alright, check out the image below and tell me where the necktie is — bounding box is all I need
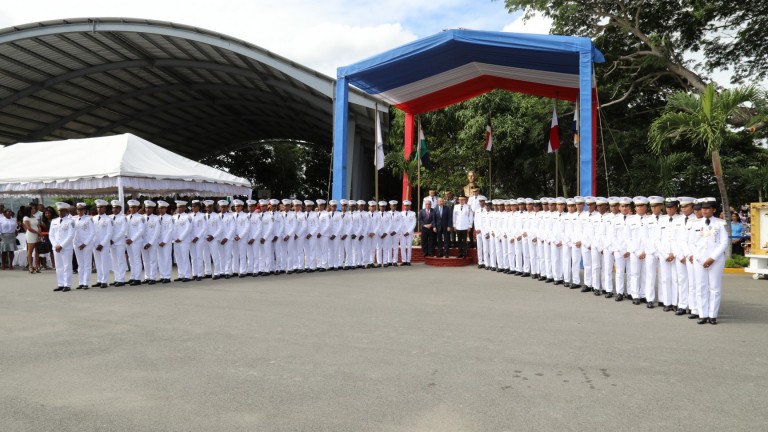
[656,215,659,221]
[461,205,464,212]
[685,215,689,224]
[669,216,673,223]
[706,218,711,226]
[623,215,626,221]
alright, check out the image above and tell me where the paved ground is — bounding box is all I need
[1,265,767,432]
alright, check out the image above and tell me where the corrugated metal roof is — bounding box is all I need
[0,17,386,158]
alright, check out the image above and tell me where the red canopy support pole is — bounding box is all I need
[402,112,415,202]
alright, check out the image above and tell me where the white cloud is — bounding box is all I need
[502,12,553,35]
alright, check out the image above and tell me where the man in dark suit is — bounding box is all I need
[419,199,435,256]
[433,198,453,258]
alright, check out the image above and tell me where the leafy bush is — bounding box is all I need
[725,254,750,268]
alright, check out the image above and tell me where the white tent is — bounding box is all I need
[0,133,251,200]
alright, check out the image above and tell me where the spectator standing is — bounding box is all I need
[433,197,453,258]
[419,198,435,257]
[1,209,17,269]
[730,212,745,256]
[23,207,43,273]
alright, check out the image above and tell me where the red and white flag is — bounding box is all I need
[547,105,560,153]
[485,124,493,153]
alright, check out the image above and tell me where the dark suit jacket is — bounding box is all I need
[433,205,453,231]
[419,208,435,228]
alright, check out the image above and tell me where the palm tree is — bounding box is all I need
[648,83,761,257]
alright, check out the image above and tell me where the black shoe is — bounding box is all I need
[182,278,190,282]
[675,308,686,316]
[646,302,655,309]
[319,268,327,272]
[224,275,231,279]
[76,286,83,290]
[478,264,485,269]
[640,297,647,304]
[114,282,125,287]
[709,318,718,325]
[83,285,90,290]
[564,282,571,288]
[688,313,699,319]
[160,279,170,284]
[615,294,624,302]
[204,275,212,279]
[109,282,117,286]
[605,292,614,298]
[91,283,101,288]
[239,274,247,278]
[195,276,202,281]
[633,299,641,305]
[100,283,108,288]
[580,286,591,293]
[173,278,182,282]
[128,281,140,286]
[553,280,564,286]
[62,287,71,292]
[663,306,673,312]
[148,280,156,285]
[53,287,63,292]
[570,284,580,290]
[143,279,150,284]
[212,275,221,280]
[697,318,710,325]
[545,278,554,284]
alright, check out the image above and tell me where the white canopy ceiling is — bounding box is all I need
[0,133,251,197]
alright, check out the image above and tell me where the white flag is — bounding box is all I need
[375,111,385,171]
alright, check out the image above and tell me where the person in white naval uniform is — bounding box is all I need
[684,199,705,319]
[125,200,146,286]
[172,201,193,283]
[245,200,262,277]
[674,197,697,316]
[365,201,379,268]
[550,198,566,285]
[259,199,278,275]
[388,200,401,266]
[608,197,632,300]
[628,197,650,304]
[562,198,578,288]
[328,200,342,270]
[377,200,393,266]
[50,202,75,292]
[304,201,318,272]
[643,196,664,308]
[319,200,332,270]
[72,202,95,290]
[219,200,236,278]
[353,200,367,268]
[292,200,307,273]
[141,200,160,285]
[203,200,223,279]
[338,200,353,270]
[231,199,250,277]
[474,197,488,268]
[91,200,112,288]
[658,197,682,311]
[453,196,473,258]
[568,196,585,288]
[155,201,174,284]
[188,201,206,281]
[400,200,417,265]
[690,197,728,325]
[280,199,297,274]
[109,200,128,286]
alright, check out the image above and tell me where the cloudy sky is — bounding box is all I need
[0,0,552,77]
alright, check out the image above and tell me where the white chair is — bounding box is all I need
[12,233,27,268]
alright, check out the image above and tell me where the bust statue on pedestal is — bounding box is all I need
[463,170,479,198]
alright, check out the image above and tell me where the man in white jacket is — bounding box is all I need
[50,202,75,292]
[110,200,128,287]
[141,200,160,285]
[91,199,112,288]
[156,201,174,284]
[72,202,95,290]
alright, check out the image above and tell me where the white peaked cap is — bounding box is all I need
[175,200,187,206]
[316,199,326,205]
[403,200,412,205]
[218,200,230,206]
[378,201,387,206]
[304,200,315,206]
[281,199,292,205]
[258,199,268,205]
[127,200,140,207]
[144,200,156,207]
[328,200,338,206]
[55,202,70,210]
[246,199,257,205]
[231,199,244,206]
[389,200,398,205]
[357,200,366,205]
[157,200,170,208]
[94,199,108,207]
[269,199,280,205]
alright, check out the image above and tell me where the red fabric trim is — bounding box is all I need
[402,113,415,202]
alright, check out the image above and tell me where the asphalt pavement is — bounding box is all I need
[1,265,767,432]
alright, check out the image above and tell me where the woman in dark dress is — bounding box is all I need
[38,207,54,269]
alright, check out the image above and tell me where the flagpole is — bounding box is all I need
[374,104,379,202]
[417,116,421,216]
[555,99,559,196]
[487,102,492,200]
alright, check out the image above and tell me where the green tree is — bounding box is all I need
[648,83,761,256]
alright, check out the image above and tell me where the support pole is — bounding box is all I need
[579,48,595,197]
[331,77,349,201]
[374,103,379,202]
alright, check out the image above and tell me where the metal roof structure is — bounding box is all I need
[0,18,386,159]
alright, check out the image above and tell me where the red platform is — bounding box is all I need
[413,247,477,267]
